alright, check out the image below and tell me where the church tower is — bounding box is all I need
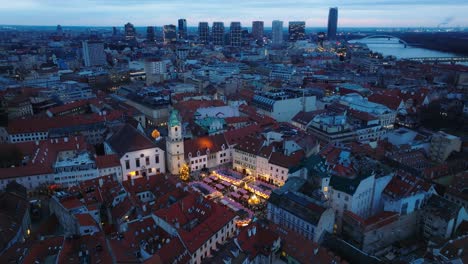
[166,110,185,175]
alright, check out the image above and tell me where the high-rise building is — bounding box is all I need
[56,25,63,37]
[328,7,338,40]
[252,21,264,40]
[163,24,177,44]
[112,26,118,36]
[146,26,155,42]
[145,58,167,85]
[288,21,306,41]
[82,41,106,67]
[124,22,136,41]
[178,18,187,40]
[212,22,225,46]
[198,22,209,44]
[230,22,242,47]
[272,20,284,47]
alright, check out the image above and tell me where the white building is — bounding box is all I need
[166,110,185,175]
[82,41,106,67]
[105,124,165,181]
[383,173,436,215]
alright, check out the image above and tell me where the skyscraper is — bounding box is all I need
[178,18,187,40]
[230,22,242,47]
[212,22,225,46]
[288,21,306,41]
[147,26,155,42]
[328,7,338,40]
[56,25,63,37]
[198,22,209,44]
[124,22,136,41]
[112,26,118,36]
[82,41,106,67]
[252,21,264,40]
[163,25,177,44]
[272,20,284,47]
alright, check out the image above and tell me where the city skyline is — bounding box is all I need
[0,0,467,27]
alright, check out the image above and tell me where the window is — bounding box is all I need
[401,202,408,215]
[155,155,160,164]
[145,156,150,166]
[175,127,178,132]
[135,158,140,167]
[125,160,130,170]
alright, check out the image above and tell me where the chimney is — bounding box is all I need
[35,140,39,146]
[76,143,80,149]
[252,226,256,235]
[314,248,319,255]
[64,137,68,142]
[248,229,252,237]
[98,178,103,188]
[131,177,135,186]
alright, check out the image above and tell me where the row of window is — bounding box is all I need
[125,155,160,170]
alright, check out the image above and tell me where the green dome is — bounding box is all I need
[169,110,181,127]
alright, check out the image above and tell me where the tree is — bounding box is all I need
[179,164,190,182]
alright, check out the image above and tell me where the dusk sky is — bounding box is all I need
[0,0,467,28]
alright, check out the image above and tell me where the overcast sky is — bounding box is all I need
[0,0,467,27]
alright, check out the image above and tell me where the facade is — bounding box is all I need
[252,21,264,40]
[422,195,467,240]
[327,7,338,40]
[288,21,306,41]
[144,58,167,85]
[166,110,185,175]
[272,20,284,47]
[105,124,165,181]
[163,24,177,44]
[212,22,225,46]
[178,18,187,40]
[198,22,209,44]
[383,173,435,215]
[268,179,335,242]
[82,41,106,67]
[342,211,419,255]
[146,26,155,42]
[429,131,462,162]
[252,89,317,122]
[230,22,242,47]
[124,22,136,41]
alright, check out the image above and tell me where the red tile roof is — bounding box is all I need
[224,124,262,146]
[384,172,433,200]
[96,154,120,168]
[154,192,236,254]
[184,134,228,159]
[58,232,113,264]
[7,110,123,134]
[0,136,89,179]
[46,99,90,115]
[237,223,280,260]
[75,213,98,227]
[269,150,305,169]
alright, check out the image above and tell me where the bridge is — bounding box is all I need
[359,35,409,48]
[404,57,468,63]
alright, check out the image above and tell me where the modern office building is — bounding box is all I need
[178,18,187,40]
[272,20,284,47]
[288,21,306,41]
[124,22,136,41]
[230,22,242,47]
[146,26,155,42]
[81,41,106,67]
[328,7,338,40]
[163,24,177,44]
[198,22,209,44]
[252,21,264,40]
[212,22,225,46]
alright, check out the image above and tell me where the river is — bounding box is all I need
[348,37,460,59]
